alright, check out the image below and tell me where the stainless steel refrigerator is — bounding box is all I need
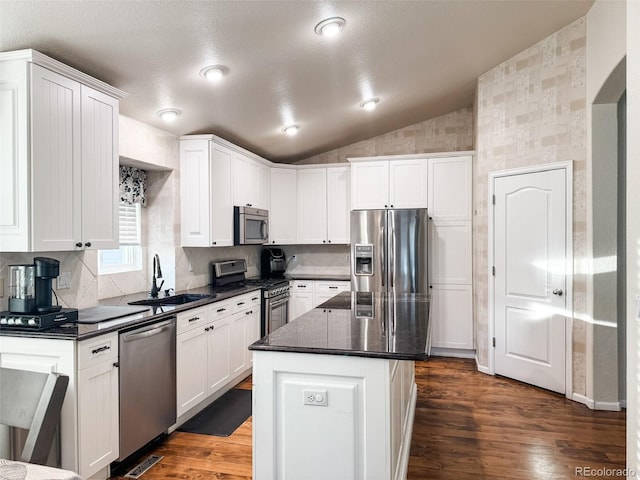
[350,209,429,293]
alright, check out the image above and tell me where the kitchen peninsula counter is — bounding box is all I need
[251,291,430,480]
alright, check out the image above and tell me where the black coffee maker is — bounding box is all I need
[261,248,286,278]
[8,257,62,314]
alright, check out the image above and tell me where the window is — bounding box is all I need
[98,202,143,275]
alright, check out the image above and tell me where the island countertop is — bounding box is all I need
[249,291,431,360]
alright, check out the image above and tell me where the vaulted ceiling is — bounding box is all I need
[0,0,594,162]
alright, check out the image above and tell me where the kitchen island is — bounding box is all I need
[250,291,430,480]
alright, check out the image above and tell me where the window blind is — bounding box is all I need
[119,202,141,245]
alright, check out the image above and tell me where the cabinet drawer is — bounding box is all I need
[210,299,233,321]
[77,333,118,370]
[230,292,261,313]
[291,280,313,292]
[315,281,350,293]
[177,306,210,335]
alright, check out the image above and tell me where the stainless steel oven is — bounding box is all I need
[234,206,268,245]
[264,282,290,335]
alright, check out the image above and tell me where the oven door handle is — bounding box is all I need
[269,296,289,308]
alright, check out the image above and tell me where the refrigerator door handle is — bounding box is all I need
[389,218,395,288]
[381,226,386,287]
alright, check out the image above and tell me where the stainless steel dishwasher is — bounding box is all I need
[118,317,176,461]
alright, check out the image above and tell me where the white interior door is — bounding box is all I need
[493,168,567,394]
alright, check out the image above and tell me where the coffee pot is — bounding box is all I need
[8,257,62,314]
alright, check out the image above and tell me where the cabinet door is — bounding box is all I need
[229,310,247,375]
[233,153,260,208]
[351,161,389,210]
[258,163,271,210]
[326,309,351,349]
[269,168,297,244]
[297,168,327,244]
[31,64,82,251]
[207,317,231,394]
[0,60,29,251]
[80,85,119,249]
[176,326,208,417]
[244,307,261,366]
[77,360,119,476]
[326,166,350,244]
[429,284,473,349]
[291,292,315,321]
[210,142,234,246]
[388,159,428,208]
[180,139,211,247]
[428,156,472,220]
[429,221,472,284]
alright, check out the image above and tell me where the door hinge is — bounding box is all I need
[492,194,496,205]
[492,266,495,276]
[492,337,496,347]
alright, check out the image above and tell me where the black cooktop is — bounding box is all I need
[245,277,288,289]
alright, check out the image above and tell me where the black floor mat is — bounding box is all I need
[177,389,252,437]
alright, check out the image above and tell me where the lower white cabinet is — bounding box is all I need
[77,333,119,477]
[429,284,473,350]
[176,292,260,419]
[289,280,349,321]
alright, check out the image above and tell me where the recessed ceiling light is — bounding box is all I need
[314,17,346,37]
[283,125,300,136]
[199,65,228,82]
[360,98,380,111]
[157,108,181,122]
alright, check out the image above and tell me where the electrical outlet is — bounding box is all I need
[303,389,328,406]
[57,271,71,290]
[0,277,4,297]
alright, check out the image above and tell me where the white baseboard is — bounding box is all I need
[475,355,492,375]
[572,393,622,411]
[620,399,627,409]
[430,347,476,359]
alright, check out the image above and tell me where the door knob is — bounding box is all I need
[552,289,563,296]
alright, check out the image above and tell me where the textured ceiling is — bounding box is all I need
[0,0,594,163]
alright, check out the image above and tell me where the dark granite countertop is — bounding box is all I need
[0,284,262,341]
[250,291,431,361]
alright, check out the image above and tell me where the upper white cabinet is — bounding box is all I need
[180,139,234,247]
[269,168,297,244]
[296,166,350,244]
[180,135,271,247]
[427,155,472,221]
[350,159,427,210]
[0,50,125,252]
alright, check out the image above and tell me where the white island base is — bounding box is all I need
[252,351,417,480]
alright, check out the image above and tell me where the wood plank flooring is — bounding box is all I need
[109,358,626,480]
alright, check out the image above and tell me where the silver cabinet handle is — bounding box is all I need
[553,289,563,296]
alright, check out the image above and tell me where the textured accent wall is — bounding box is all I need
[474,18,587,394]
[296,107,474,164]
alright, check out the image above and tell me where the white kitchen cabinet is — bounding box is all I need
[176,307,210,417]
[233,153,261,208]
[245,306,261,367]
[326,166,351,244]
[428,156,472,221]
[297,168,328,244]
[429,221,472,285]
[77,333,119,477]
[259,163,271,210]
[429,284,473,350]
[313,281,350,307]
[0,51,124,252]
[206,316,231,393]
[269,167,297,244]
[229,310,247,376]
[290,280,349,320]
[180,139,234,247]
[350,159,427,210]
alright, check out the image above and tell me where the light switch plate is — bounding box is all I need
[57,272,71,290]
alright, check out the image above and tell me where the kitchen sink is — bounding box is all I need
[128,293,213,307]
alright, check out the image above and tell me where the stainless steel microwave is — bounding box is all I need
[234,206,269,245]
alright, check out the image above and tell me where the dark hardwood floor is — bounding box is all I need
[109,358,626,479]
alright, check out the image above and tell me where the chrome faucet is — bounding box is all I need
[150,254,164,298]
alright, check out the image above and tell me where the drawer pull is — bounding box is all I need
[188,316,200,322]
[217,308,226,313]
[245,310,253,315]
[113,362,119,368]
[237,301,245,306]
[251,297,259,301]
[329,286,338,289]
[298,285,306,288]
[91,345,110,355]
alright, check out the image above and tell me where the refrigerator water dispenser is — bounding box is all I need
[354,244,374,275]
